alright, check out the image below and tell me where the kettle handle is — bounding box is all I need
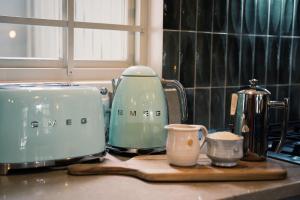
[161,79,188,123]
[112,78,122,97]
[268,98,289,153]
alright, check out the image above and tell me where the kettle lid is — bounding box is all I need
[238,79,271,95]
[122,65,157,77]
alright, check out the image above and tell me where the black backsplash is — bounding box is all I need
[163,0,300,129]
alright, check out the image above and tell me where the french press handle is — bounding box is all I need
[161,79,188,123]
[268,98,289,153]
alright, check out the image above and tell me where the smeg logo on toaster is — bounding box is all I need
[117,109,161,117]
[30,118,88,128]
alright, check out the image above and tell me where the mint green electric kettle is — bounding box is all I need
[108,66,187,154]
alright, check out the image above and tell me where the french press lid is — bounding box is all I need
[237,79,271,95]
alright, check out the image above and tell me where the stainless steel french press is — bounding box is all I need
[230,79,289,161]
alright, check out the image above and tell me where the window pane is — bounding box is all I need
[0,0,64,20]
[75,0,130,25]
[0,23,63,58]
[74,28,128,60]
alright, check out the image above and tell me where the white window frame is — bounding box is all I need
[0,0,149,81]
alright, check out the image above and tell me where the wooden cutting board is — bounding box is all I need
[68,154,287,182]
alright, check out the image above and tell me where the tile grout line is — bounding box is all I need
[178,0,182,82]
[264,0,271,86]
[209,0,215,129]
[183,83,300,90]
[275,0,286,101]
[193,0,199,124]
[163,28,300,38]
[223,0,230,129]
[180,82,300,90]
[288,0,297,100]
[252,0,258,80]
[238,0,245,86]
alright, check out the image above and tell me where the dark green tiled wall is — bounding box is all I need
[163,0,300,129]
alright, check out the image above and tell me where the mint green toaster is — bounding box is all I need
[0,84,106,175]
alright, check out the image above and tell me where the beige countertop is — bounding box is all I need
[0,155,300,200]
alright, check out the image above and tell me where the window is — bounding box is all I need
[0,0,148,81]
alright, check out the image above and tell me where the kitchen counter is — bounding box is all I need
[0,155,300,200]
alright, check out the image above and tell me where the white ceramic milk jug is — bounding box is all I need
[165,124,208,166]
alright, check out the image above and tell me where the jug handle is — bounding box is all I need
[268,98,289,153]
[161,79,188,123]
[197,125,208,149]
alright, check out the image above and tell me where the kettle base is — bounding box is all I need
[107,145,165,156]
[0,151,106,175]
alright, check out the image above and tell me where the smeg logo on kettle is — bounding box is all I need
[118,109,161,117]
